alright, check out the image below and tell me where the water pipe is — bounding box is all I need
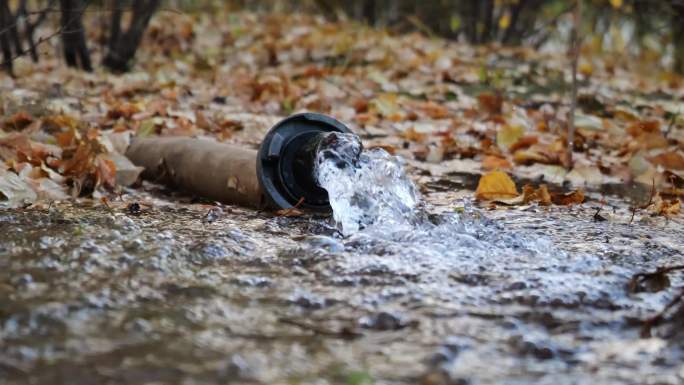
[125,112,352,212]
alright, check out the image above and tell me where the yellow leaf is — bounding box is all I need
[498,14,511,30]
[610,0,622,9]
[371,94,400,118]
[579,61,593,77]
[475,171,518,201]
[497,124,524,150]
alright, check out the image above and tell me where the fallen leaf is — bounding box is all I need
[513,146,554,165]
[105,153,142,187]
[574,113,603,131]
[413,100,450,119]
[648,151,684,171]
[107,103,141,120]
[627,120,660,137]
[3,111,34,131]
[475,171,518,201]
[95,157,117,189]
[497,124,525,150]
[649,195,681,217]
[509,135,539,153]
[522,184,551,205]
[0,169,37,207]
[402,126,427,142]
[550,189,585,205]
[275,197,306,217]
[478,92,503,115]
[482,155,511,171]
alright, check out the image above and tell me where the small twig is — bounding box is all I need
[21,6,182,15]
[278,317,362,339]
[630,265,684,289]
[640,287,684,338]
[100,196,114,213]
[593,206,606,222]
[629,265,684,337]
[274,197,306,217]
[630,178,656,224]
[664,112,678,139]
[566,0,582,169]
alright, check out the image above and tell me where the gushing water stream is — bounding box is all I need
[314,132,420,235]
[312,132,654,314]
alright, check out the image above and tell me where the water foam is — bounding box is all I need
[314,132,421,235]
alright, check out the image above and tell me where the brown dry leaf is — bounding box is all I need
[636,132,669,150]
[275,197,306,217]
[107,103,142,120]
[0,132,32,162]
[513,146,554,165]
[551,189,585,205]
[402,127,427,143]
[475,171,518,201]
[56,128,79,148]
[96,156,117,189]
[650,196,681,217]
[413,101,450,119]
[3,111,33,131]
[482,155,512,171]
[509,136,539,153]
[61,142,98,178]
[42,115,78,133]
[275,207,305,217]
[522,184,552,205]
[626,120,660,137]
[648,151,684,171]
[477,92,503,115]
[369,144,397,154]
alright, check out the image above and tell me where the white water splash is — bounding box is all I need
[314,132,420,235]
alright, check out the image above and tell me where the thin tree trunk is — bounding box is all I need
[362,0,375,26]
[107,0,122,54]
[673,1,684,74]
[481,0,494,43]
[467,0,478,43]
[502,0,527,44]
[0,0,13,74]
[567,0,582,169]
[16,0,37,61]
[103,0,159,72]
[1,0,22,55]
[59,0,92,71]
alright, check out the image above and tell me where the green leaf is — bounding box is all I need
[345,370,373,385]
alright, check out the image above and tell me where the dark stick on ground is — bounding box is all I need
[641,287,684,338]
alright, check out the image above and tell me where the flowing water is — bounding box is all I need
[1,133,684,384]
[314,132,556,288]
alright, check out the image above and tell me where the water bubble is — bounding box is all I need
[315,132,420,235]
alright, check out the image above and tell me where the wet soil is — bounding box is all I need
[1,183,683,385]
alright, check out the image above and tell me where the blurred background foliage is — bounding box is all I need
[1,0,683,74]
[200,0,684,74]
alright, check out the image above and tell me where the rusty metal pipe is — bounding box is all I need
[125,113,351,211]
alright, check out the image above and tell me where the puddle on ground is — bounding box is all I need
[1,143,684,384]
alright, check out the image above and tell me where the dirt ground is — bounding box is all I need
[1,180,683,385]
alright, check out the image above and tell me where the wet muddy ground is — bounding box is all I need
[1,181,683,385]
